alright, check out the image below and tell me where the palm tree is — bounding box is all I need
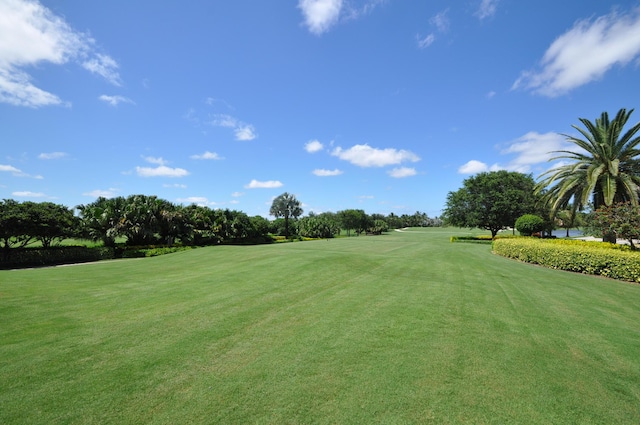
[536,108,640,215]
[269,192,303,239]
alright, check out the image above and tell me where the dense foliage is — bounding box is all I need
[493,237,640,282]
[443,171,538,237]
[0,195,442,267]
[592,202,640,249]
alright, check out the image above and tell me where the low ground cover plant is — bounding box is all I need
[493,237,640,282]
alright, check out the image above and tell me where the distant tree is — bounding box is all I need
[337,209,369,236]
[298,214,339,238]
[555,209,582,238]
[369,219,388,235]
[269,193,303,239]
[443,171,537,237]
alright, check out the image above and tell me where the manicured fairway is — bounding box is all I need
[1,228,639,424]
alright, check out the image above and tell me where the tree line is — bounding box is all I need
[443,108,640,244]
[0,193,442,257]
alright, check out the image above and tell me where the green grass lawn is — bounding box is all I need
[1,228,639,424]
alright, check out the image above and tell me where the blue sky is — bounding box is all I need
[2,0,640,218]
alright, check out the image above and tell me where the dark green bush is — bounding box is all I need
[493,238,640,282]
[515,214,545,236]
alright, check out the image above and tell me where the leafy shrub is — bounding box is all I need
[515,214,545,236]
[492,238,640,282]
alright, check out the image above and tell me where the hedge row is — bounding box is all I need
[0,246,115,269]
[492,238,640,282]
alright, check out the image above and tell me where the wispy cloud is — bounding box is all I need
[513,7,640,97]
[416,34,435,49]
[176,196,211,206]
[313,168,343,176]
[0,0,121,107]
[388,167,417,178]
[331,144,420,167]
[142,156,168,165]
[99,95,134,106]
[190,151,223,160]
[38,152,67,160]
[0,164,43,179]
[83,188,119,198]
[244,179,283,189]
[210,114,257,141]
[12,191,47,198]
[475,0,499,20]
[458,131,570,174]
[305,139,324,153]
[136,165,189,178]
[417,9,449,49]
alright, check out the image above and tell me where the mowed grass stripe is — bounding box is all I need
[1,228,639,424]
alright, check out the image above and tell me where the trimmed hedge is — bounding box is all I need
[121,246,194,258]
[450,235,494,243]
[0,246,115,269]
[492,238,640,282]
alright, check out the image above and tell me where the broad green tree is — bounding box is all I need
[269,192,303,239]
[29,202,78,248]
[443,171,537,237]
[536,108,640,215]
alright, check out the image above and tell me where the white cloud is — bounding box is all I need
[475,0,499,20]
[12,191,46,198]
[83,188,118,198]
[99,95,134,106]
[298,0,343,35]
[459,131,572,174]
[313,168,343,176]
[500,131,569,171]
[38,151,67,160]
[244,179,283,189]
[513,7,640,97]
[234,124,257,141]
[305,139,324,153]
[0,164,23,173]
[231,191,244,197]
[136,165,189,178]
[163,183,187,189]
[190,151,223,160]
[210,114,257,141]
[331,144,420,167]
[458,160,489,174]
[388,167,417,178]
[0,0,121,107]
